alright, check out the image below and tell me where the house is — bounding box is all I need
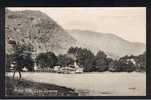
[9,61,16,71]
[54,66,61,72]
[34,63,38,71]
[127,58,136,65]
[22,67,28,72]
[34,63,41,72]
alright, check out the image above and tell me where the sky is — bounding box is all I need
[7,7,146,43]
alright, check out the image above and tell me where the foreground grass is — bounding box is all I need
[5,77,78,96]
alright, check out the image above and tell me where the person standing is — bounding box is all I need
[12,61,22,80]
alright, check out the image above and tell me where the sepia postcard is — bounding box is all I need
[5,7,146,97]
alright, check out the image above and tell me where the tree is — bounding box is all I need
[12,41,34,55]
[83,58,96,72]
[68,46,75,54]
[77,48,95,72]
[16,52,34,71]
[95,51,107,59]
[93,51,108,72]
[35,52,57,68]
[114,55,135,72]
[67,47,95,72]
[6,41,34,71]
[135,51,146,72]
[108,60,119,72]
[109,52,146,72]
[57,54,74,67]
[6,54,14,72]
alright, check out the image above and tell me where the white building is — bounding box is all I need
[54,66,61,72]
[22,67,28,72]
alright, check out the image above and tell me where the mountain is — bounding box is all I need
[5,10,76,55]
[5,9,145,59]
[68,30,145,59]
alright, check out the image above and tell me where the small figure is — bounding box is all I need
[12,61,22,80]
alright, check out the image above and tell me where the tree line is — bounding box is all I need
[6,42,146,72]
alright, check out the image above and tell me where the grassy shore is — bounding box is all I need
[5,76,78,96]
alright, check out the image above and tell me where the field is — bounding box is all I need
[6,72,146,96]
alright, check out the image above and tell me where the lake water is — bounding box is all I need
[6,72,146,96]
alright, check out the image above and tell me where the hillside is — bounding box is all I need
[5,9,76,55]
[5,9,145,59]
[68,30,145,59]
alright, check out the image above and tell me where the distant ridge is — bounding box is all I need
[68,29,145,59]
